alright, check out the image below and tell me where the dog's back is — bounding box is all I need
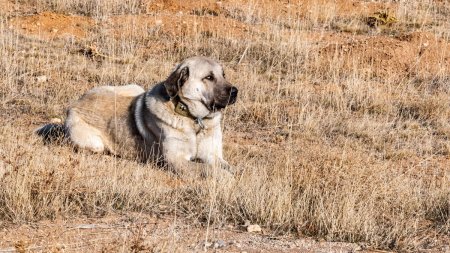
[36,84,145,155]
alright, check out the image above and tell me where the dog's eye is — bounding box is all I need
[205,75,214,81]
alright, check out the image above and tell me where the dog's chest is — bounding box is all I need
[193,117,218,136]
[193,122,205,134]
[194,127,208,138]
[189,119,216,144]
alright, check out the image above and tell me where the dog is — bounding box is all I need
[36,56,238,177]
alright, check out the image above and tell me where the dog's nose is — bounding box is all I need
[229,87,238,103]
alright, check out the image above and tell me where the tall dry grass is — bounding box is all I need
[1,0,449,251]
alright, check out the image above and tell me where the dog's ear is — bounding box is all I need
[164,65,189,97]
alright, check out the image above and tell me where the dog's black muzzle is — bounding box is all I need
[212,86,238,110]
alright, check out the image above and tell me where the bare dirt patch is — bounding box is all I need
[0,0,15,15]
[0,213,368,253]
[145,0,223,15]
[10,11,94,40]
[317,31,450,79]
[106,14,254,40]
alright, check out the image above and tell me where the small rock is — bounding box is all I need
[75,224,110,229]
[35,75,48,83]
[247,224,262,233]
[50,118,62,123]
[213,240,226,249]
[0,161,13,179]
[203,241,212,248]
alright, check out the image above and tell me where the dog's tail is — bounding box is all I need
[35,123,67,144]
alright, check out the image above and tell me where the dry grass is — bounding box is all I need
[1,0,449,252]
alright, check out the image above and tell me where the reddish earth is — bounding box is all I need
[0,0,14,15]
[318,31,450,78]
[9,1,450,78]
[144,0,397,20]
[106,14,254,39]
[10,12,94,40]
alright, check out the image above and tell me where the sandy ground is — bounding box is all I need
[0,213,375,253]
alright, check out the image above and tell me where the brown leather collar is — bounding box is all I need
[171,96,205,129]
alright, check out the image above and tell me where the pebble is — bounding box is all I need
[50,118,62,123]
[0,161,13,179]
[35,75,48,83]
[247,224,262,233]
[213,240,226,249]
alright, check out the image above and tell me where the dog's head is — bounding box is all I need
[164,56,238,119]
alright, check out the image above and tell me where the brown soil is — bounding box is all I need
[106,14,254,39]
[0,213,370,253]
[9,1,450,77]
[145,0,223,15]
[0,0,14,15]
[10,12,94,39]
[317,31,450,78]
[144,0,397,20]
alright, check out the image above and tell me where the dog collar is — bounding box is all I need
[173,100,205,129]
